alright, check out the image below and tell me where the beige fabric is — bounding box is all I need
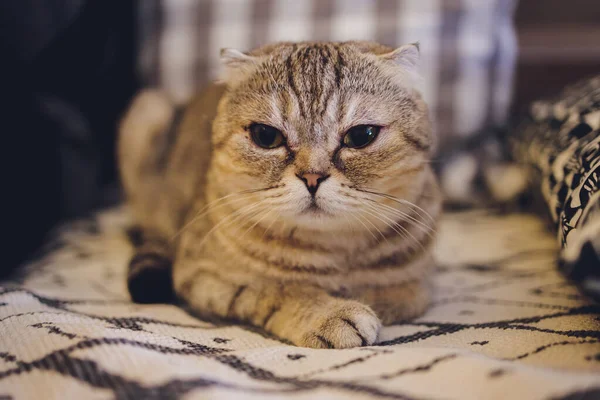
[1,207,599,399]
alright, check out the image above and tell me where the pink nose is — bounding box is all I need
[303,173,322,187]
[297,172,330,195]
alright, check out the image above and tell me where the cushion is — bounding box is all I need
[510,74,600,300]
[1,207,599,399]
[137,0,517,148]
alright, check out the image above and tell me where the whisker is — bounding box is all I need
[363,198,436,237]
[360,202,426,251]
[172,186,282,240]
[278,217,288,239]
[347,213,380,243]
[355,210,387,243]
[354,187,436,224]
[173,194,256,240]
[360,206,408,244]
[239,207,275,241]
[342,192,423,247]
[340,212,353,232]
[343,186,434,235]
[196,199,271,249]
[262,211,280,240]
[219,200,270,234]
[193,187,276,218]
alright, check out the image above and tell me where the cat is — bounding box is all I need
[118,41,442,348]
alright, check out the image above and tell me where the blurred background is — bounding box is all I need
[514,0,600,112]
[2,0,599,276]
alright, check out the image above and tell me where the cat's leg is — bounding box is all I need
[354,279,432,325]
[126,229,175,304]
[118,90,174,209]
[118,90,182,238]
[174,265,381,348]
[118,92,183,304]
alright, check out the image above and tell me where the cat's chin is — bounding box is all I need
[289,206,347,230]
[276,197,352,230]
[297,206,329,218]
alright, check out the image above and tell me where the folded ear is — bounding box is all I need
[376,42,422,89]
[219,48,261,86]
[378,42,420,74]
[220,48,255,68]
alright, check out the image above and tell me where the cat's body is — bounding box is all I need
[119,41,441,348]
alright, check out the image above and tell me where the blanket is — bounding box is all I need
[510,74,600,300]
[1,207,598,399]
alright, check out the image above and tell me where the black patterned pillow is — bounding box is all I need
[510,75,600,300]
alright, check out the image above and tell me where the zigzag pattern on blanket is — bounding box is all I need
[1,208,598,399]
[511,75,600,300]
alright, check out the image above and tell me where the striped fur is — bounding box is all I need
[119,41,442,348]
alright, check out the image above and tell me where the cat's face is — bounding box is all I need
[210,41,432,229]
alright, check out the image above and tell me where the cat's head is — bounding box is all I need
[210,41,433,229]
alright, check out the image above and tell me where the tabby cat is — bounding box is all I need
[118,41,441,348]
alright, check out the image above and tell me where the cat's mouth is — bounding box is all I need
[301,199,330,216]
[307,202,321,212]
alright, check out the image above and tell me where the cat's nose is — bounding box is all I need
[297,172,330,196]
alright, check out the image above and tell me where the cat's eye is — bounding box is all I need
[249,123,285,149]
[343,125,381,149]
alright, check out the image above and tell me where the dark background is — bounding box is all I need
[2,1,137,275]
[514,0,600,112]
[2,0,599,276]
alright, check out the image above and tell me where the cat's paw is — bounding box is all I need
[374,300,429,326]
[300,300,381,349]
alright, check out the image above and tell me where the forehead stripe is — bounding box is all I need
[286,45,307,119]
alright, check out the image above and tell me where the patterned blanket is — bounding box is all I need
[1,207,598,399]
[510,75,600,300]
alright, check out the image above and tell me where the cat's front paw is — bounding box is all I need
[300,300,381,349]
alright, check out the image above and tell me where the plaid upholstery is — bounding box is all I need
[137,0,518,145]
